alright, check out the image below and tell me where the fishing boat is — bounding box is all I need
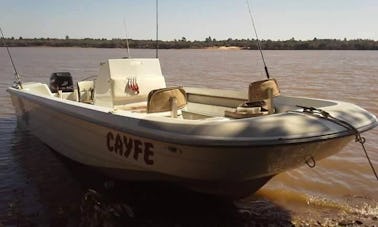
[6,57,377,197]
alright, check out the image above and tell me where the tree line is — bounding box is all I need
[1,36,378,50]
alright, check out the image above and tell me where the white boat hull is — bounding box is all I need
[6,57,377,197]
[8,88,359,197]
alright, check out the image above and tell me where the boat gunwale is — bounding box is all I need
[7,86,377,147]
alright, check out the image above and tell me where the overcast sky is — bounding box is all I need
[1,0,377,41]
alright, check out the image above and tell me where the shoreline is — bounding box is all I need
[206,46,242,50]
[2,46,377,52]
[1,38,378,50]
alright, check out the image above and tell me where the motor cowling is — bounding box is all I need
[49,72,74,93]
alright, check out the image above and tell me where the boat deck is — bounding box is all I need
[18,81,340,122]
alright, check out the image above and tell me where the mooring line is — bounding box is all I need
[294,105,378,181]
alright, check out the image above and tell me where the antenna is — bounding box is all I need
[246,0,270,79]
[155,0,159,58]
[0,27,23,88]
[123,18,131,58]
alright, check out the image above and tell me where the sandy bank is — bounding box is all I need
[206,46,241,50]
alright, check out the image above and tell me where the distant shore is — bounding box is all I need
[206,46,241,50]
[1,37,378,50]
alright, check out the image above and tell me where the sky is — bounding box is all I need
[1,0,378,41]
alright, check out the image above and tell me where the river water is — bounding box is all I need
[0,47,377,226]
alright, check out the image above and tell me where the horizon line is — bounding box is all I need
[2,37,378,42]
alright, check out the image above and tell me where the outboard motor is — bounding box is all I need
[49,72,74,93]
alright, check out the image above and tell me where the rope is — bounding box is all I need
[355,133,378,181]
[295,105,378,181]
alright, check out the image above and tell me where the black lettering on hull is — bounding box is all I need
[106,131,155,166]
[106,132,114,151]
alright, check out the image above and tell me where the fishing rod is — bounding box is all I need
[0,27,23,88]
[155,0,159,58]
[123,18,131,58]
[246,0,270,79]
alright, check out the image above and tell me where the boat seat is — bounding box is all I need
[77,80,94,103]
[248,78,280,114]
[147,87,187,118]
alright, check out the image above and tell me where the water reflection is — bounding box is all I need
[2,125,292,226]
[2,122,82,226]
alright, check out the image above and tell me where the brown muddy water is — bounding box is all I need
[0,47,377,226]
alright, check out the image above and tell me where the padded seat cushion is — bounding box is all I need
[147,87,187,113]
[248,79,280,101]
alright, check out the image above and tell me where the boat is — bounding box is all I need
[6,57,377,197]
